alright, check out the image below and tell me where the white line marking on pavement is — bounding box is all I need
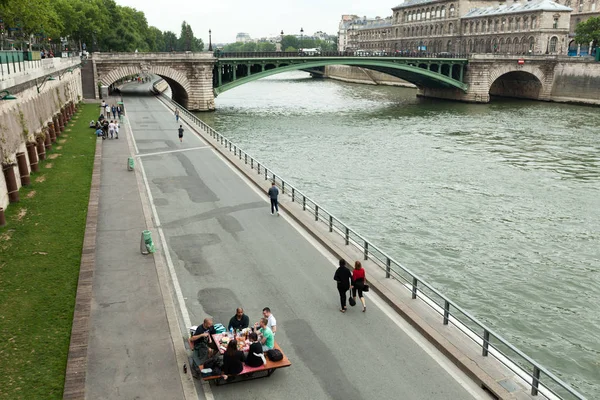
[163,98,489,399]
[125,108,215,400]
[136,146,211,158]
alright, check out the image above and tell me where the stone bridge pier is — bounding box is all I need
[418,55,558,103]
[90,52,216,111]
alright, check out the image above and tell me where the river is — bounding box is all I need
[193,71,600,398]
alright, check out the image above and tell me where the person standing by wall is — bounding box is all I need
[334,259,352,312]
[352,261,367,312]
[268,182,279,216]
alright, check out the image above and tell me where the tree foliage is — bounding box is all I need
[575,16,600,46]
[0,0,204,52]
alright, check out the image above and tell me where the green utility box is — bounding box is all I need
[141,230,156,254]
[596,49,600,62]
[128,157,134,171]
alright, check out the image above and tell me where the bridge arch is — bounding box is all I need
[214,59,468,96]
[98,65,192,106]
[488,65,545,100]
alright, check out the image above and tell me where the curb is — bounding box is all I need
[62,133,103,400]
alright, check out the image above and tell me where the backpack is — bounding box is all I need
[266,349,283,362]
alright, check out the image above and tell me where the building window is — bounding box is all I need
[531,17,536,30]
[549,36,558,52]
[508,18,513,31]
[553,17,558,29]
[426,8,431,19]
[501,19,506,32]
[578,0,584,12]
[516,18,520,31]
[449,5,455,17]
[529,36,535,52]
[494,20,499,32]
[475,21,479,33]
[449,23,454,35]
[436,7,440,18]
[488,19,492,32]
[523,17,528,30]
[441,6,446,18]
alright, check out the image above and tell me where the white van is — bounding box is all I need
[299,48,321,56]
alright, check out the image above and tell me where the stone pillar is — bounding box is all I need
[187,62,216,111]
[44,129,52,152]
[57,112,64,132]
[36,137,46,161]
[2,164,19,203]
[16,152,31,187]
[48,122,56,143]
[53,116,60,137]
[26,142,39,173]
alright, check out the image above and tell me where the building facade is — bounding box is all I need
[339,0,577,55]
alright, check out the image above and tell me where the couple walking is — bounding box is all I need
[334,259,367,313]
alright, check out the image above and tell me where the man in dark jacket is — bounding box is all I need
[228,308,249,331]
[268,181,279,216]
[334,259,352,312]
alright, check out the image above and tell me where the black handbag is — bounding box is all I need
[349,296,356,307]
[363,284,370,293]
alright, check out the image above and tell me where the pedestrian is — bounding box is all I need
[334,259,352,312]
[100,99,106,116]
[108,120,115,139]
[105,104,110,119]
[114,122,119,139]
[351,261,367,312]
[268,181,279,216]
[175,108,180,122]
[111,105,117,119]
[178,124,184,142]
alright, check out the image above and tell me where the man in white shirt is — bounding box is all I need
[108,120,115,139]
[262,307,276,334]
[105,104,111,119]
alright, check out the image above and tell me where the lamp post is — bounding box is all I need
[300,27,304,50]
[208,29,213,51]
[280,30,284,52]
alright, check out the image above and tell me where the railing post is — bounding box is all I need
[272,173,275,182]
[329,215,333,232]
[364,241,368,260]
[482,330,490,357]
[411,277,418,299]
[282,181,285,194]
[531,366,541,396]
[234,145,237,156]
[385,257,391,278]
[443,300,450,325]
[229,141,232,151]
[265,169,268,180]
[345,227,349,245]
[292,188,295,202]
[251,158,253,169]
[315,205,319,221]
[257,163,260,174]
[245,154,247,164]
[302,196,306,211]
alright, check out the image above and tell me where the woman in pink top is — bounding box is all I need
[352,261,367,312]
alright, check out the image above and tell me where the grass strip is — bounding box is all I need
[0,104,98,400]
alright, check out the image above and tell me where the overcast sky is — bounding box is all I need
[115,0,398,43]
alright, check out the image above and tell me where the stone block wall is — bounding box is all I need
[0,71,82,209]
[324,65,416,88]
[550,60,600,105]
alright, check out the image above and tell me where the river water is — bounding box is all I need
[194,71,600,397]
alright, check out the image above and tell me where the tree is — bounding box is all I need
[163,30,178,51]
[284,46,296,52]
[281,35,299,51]
[177,21,203,52]
[575,16,600,48]
[146,26,164,52]
[257,42,276,51]
[0,0,62,50]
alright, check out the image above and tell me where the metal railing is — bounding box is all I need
[157,93,587,400]
[216,51,469,59]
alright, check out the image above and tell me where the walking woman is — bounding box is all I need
[352,260,367,312]
[334,259,352,312]
[221,339,244,381]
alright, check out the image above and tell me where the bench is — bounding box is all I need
[199,342,291,386]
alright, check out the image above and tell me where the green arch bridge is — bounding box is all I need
[213,53,469,96]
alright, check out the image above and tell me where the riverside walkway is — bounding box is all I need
[84,82,492,400]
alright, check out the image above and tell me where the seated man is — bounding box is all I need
[257,318,274,351]
[254,307,277,334]
[227,308,249,332]
[89,120,95,128]
[188,318,217,364]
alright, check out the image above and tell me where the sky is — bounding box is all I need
[115,0,399,44]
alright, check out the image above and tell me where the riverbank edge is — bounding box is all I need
[158,94,546,400]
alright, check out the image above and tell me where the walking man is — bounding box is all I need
[175,108,180,122]
[268,182,279,216]
[111,105,117,119]
[105,104,111,119]
[178,124,184,143]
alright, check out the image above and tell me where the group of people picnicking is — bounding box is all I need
[89,99,123,140]
[189,307,277,380]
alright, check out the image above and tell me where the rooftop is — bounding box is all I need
[463,0,571,17]
[393,0,444,9]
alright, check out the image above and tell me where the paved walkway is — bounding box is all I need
[89,83,492,400]
[84,99,187,399]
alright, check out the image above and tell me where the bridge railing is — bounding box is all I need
[216,51,468,59]
[158,93,587,400]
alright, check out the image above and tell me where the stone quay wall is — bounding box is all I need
[324,65,416,88]
[0,71,82,210]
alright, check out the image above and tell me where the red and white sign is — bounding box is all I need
[517,58,525,65]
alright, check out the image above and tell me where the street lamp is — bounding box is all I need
[280,30,284,52]
[36,75,56,93]
[208,29,213,51]
[300,27,304,49]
